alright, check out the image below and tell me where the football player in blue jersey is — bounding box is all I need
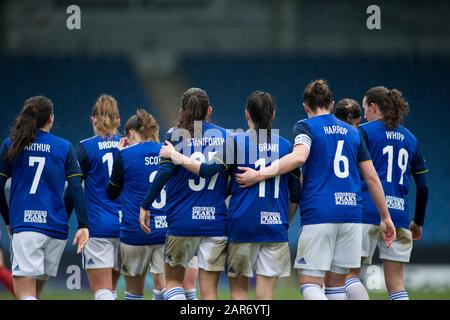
[68,95,122,300]
[344,87,429,301]
[236,80,396,300]
[159,91,301,300]
[333,99,362,128]
[0,96,89,300]
[106,109,167,300]
[140,88,228,300]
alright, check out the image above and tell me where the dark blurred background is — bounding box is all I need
[0,0,449,297]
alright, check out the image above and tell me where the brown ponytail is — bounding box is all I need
[177,88,210,135]
[365,86,409,130]
[7,96,54,161]
[91,94,120,137]
[124,109,160,143]
[303,79,333,111]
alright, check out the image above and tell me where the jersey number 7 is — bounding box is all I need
[29,156,46,194]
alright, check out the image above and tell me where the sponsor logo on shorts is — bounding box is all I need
[260,211,282,225]
[24,210,47,224]
[192,207,216,220]
[385,195,405,211]
[154,216,168,229]
[296,257,307,265]
[334,192,357,206]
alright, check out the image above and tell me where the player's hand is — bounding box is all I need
[380,218,396,247]
[159,141,175,159]
[409,221,422,240]
[73,228,89,254]
[139,207,151,235]
[235,167,261,188]
[118,137,129,150]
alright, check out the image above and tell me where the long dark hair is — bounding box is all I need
[124,109,160,143]
[303,79,333,111]
[7,96,54,161]
[246,91,275,140]
[364,86,409,130]
[177,88,210,135]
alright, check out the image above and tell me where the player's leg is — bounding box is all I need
[197,236,227,300]
[379,228,413,300]
[152,273,166,300]
[111,238,121,299]
[255,242,291,300]
[164,263,186,300]
[345,224,376,300]
[163,235,198,300]
[13,277,37,300]
[83,238,117,300]
[227,242,259,300]
[150,245,166,300]
[229,276,249,300]
[255,275,277,300]
[199,270,220,300]
[183,259,199,300]
[36,278,47,299]
[325,223,363,300]
[11,232,49,300]
[324,271,347,300]
[294,224,336,300]
[121,243,152,300]
[40,236,66,299]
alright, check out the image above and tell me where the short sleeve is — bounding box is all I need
[293,121,313,149]
[66,145,83,179]
[411,143,429,175]
[0,139,11,178]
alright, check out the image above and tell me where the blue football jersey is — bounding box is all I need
[293,114,370,225]
[227,133,297,242]
[359,120,428,228]
[77,134,122,238]
[164,122,228,237]
[116,142,167,245]
[0,131,82,239]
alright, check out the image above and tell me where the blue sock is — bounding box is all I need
[389,290,409,300]
[164,287,186,300]
[153,289,164,300]
[185,288,197,300]
[124,291,144,300]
